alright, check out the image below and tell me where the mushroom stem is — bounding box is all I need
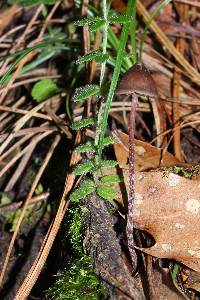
[116,62,158,270]
[127,92,138,270]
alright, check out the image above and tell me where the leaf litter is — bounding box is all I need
[113,130,200,297]
[1,0,200,299]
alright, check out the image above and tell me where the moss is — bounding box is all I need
[172,166,191,178]
[67,206,84,256]
[47,256,105,300]
[0,192,46,232]
[162,165,200,179]
[47,205,106,299]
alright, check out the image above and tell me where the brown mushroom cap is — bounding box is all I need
[116,62,158,98]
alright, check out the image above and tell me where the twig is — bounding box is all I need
[15,133,81,300]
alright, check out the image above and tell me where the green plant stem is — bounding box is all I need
[97,0,134,164]
[99,0,110,87]
[95,0,110,151]
[130,0,137,64]
[94,0,110,178]
[107,27,132,70]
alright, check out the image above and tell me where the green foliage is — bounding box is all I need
[171,262,180,279]
[31,79,60,102]
[67,207,83,256]
[75,14,133,27]
[97,185,115,201]
[100,174,121,184]
[72,85,100,102]
[101,160,118,169]
[70,180,95,202]
[0,194,46,232]
[74,17,104,27]
[71,118,95,130]
[97,0,135,163]
[75,141,96,153]
[89,20,106,32]
[108,13,134,24]
[0,38,74,86]
[76,50,109,64]
[47,207,106,299]
[8,0,59,6]
[162,166,193,179]
[102,136,116,147]
[73,161,95,176]
[172,166,191,178]
[71,0,135,203]
[47,256,105,300]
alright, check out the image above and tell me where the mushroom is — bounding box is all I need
[116,62,158,270]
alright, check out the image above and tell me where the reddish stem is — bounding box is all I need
[127,92,138,270]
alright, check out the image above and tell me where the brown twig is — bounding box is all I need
[172,2,188,161]
[15,133,81,299]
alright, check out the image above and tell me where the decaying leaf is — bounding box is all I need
[114,131,200,273]
[183,269,200,292]
[112,131,190,206]
[123,169,200,272]
[146,258,186,300]
[113,131,187,171]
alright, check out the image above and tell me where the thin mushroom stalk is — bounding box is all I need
[127,92,138,269]
[116,62,158,271]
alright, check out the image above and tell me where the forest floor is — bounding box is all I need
[0,1,200,299]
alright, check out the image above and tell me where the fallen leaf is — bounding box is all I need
[183,269,200,292]
[113,131,188,171]
[114,131,200,272]
[123,169,200,272]
[147,259,186,300]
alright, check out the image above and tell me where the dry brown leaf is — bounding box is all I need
[113,131,190,207]
[114,131,200,272]
[123,169,200,272]
[147,261,186,300]
[114,131,187,171]
[183,269,200,292]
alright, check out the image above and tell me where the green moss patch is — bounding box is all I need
[47,205,106,299]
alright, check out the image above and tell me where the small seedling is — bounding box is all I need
[70,0,135,203]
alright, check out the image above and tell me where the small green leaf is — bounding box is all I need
[101,160,118,169]
[73,160,95,176]
[97,185,115,201]
[75,141,95,153]
[71,118,95,130]
[108,14,134,24]
[102,136,116,147]
[31,79,59,102]
[73,85,100,102]
[76,51,109,64]
[94,53,109,63]
[8,0,59,6]
[171,263,180,279]
[74,17,104,26]
[70,179,95,202]
[100,174,121,184]
[89,20,106,32]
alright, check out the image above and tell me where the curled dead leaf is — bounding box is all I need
[114,131,200,272]
[127,170,200,272]
[113,131,188,171]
